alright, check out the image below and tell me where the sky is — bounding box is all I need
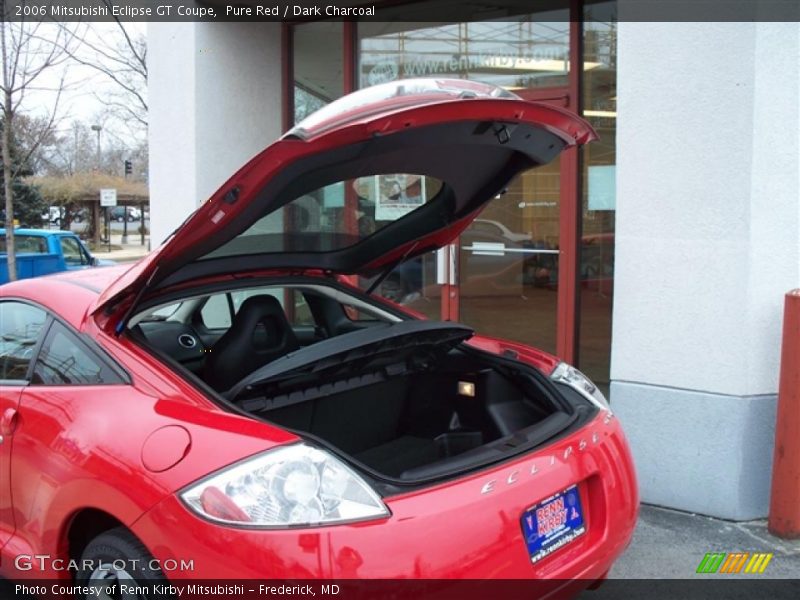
[14,21,147,148]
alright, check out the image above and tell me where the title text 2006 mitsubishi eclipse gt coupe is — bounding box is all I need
[0,79,638,595]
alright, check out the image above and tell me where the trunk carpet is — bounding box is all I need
[353,435,440,477]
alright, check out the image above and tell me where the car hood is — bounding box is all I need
[93,79,595,327]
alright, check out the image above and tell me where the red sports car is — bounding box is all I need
[0,79,637,598]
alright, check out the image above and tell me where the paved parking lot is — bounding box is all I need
[584,504,800,598]
[610,504,800,579]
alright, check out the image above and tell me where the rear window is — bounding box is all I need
[203,174,443,259]
[0,235,47,254]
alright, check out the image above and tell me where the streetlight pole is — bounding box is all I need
[91,124,108,246]
[121,157,130,245]
[91,124,102,168]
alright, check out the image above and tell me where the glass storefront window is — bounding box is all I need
[359,17,570,91]
[580,1,617,392]
[357,6,572,335]
[290,2,618,374]
[293,22,344,124]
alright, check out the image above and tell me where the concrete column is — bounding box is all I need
[611,19,800,519]
[148,20,283,246]
[148,22,198,247]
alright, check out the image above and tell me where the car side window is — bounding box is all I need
[230,288,285,313]
[0,301,47,382]
[232,288,315,327]
[200,288,315,331]
[200,293,233,329]
[31,322,123,385]
[342,304,382,322]
[60,237,89,266]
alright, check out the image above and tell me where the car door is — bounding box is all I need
[9,319,131,559]
[0,300,47,549]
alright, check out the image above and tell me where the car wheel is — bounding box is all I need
[75,527,171,600]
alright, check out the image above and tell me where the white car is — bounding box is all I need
[41,206,63,225]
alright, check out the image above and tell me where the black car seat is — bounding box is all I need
[204,295,299,392]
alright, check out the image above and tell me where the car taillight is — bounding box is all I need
[550,362,611,411]
[181,443,389,528]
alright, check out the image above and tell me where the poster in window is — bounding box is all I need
[374,174,426,221]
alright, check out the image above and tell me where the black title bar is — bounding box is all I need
[1,0,800,22]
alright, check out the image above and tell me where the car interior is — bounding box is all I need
[130,282,579,482]
[130,283,394,380]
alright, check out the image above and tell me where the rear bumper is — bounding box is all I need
[131,411,638,580]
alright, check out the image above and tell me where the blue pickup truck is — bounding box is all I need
[0,228,115,284]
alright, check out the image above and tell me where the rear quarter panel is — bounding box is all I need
[0,315,298,580]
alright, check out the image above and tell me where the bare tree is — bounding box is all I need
[13,113,62,173]
[1,8,76,281]
[59,8,147,136]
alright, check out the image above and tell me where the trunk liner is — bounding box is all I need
[354,436,440,478]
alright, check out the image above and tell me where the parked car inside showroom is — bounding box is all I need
[0,79,637,595]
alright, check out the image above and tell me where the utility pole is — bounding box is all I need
[91,124,107,245]
[121,159,131,244]
[91,124,101,167]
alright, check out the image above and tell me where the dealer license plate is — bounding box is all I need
[520,484,586,563]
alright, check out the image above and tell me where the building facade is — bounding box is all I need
[148,1,800,520]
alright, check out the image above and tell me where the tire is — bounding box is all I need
[74,527,172,600]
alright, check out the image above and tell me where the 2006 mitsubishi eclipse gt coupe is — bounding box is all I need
[0,79,638,592]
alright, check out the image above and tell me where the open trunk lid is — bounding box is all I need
[94,79,595,326]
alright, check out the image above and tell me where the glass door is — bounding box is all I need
[291,0,616,381]
[458,156,562,356]
[353,7,579,358]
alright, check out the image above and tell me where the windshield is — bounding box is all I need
[202,174,443,260]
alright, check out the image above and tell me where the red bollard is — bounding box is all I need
[768,289,800,538]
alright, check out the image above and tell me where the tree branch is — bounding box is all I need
[11,73,65,179]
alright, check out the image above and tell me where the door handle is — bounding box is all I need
[1,408,19,438]
[464,244,561,256]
